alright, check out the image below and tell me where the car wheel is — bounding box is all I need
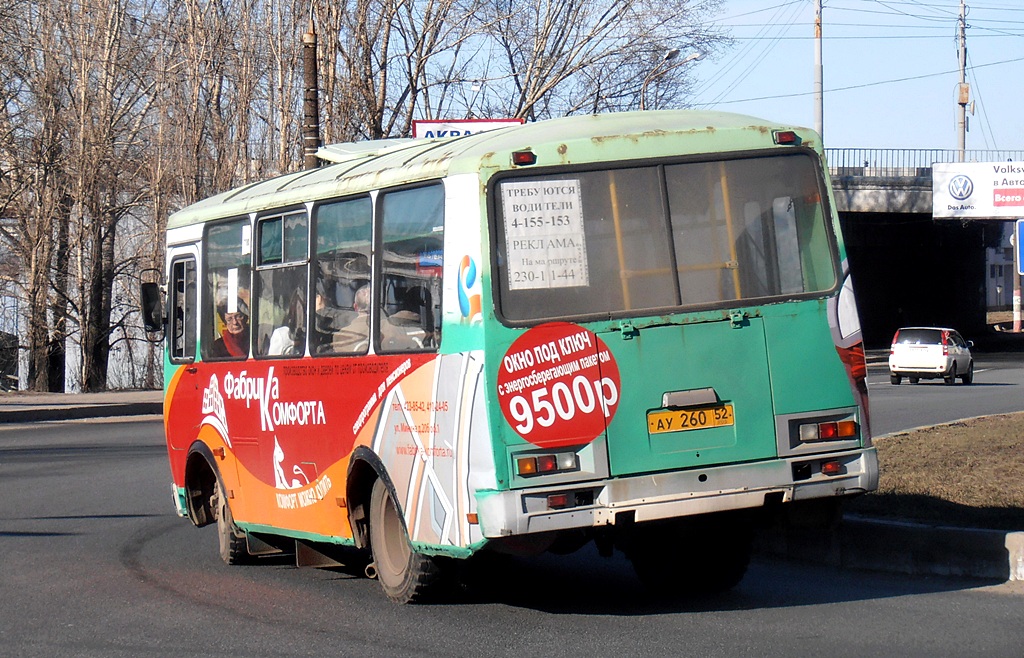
[890,373,902,385]
[909,377,919,384]
[961,361,974,385]
[944,362,957,386]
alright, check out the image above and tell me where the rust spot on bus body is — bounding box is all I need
[590,129,677,146]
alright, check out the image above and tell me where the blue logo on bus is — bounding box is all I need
[948,175,974,200]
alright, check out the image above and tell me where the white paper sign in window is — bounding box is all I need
[501,180,589,290]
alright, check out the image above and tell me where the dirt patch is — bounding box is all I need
[844,412,1024,530]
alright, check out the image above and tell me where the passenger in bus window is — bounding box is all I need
[211,296,250,358]
[380,282,427,351]
[314,278,356,352]
[330,285,371,353]
[267,289,306,356]
[405,284,437,347]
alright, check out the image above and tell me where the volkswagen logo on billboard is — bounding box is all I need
[948,174,974,200]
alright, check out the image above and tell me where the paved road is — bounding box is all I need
[866,352,1024,436]
[2,416,1024,657]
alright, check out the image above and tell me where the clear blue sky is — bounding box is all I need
[689,0,1024,151]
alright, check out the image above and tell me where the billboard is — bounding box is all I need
[412,118,523,139]
[933,161,1024,219]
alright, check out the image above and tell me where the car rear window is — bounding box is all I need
[894,329,942,345]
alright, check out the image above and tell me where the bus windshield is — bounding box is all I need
[495,153,836,322]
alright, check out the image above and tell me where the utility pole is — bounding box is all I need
[1015,224,1023,332]
[957,0,968,162]
[814,0,823,141]
[302,18,321,171]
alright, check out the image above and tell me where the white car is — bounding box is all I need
[888,327,974,385]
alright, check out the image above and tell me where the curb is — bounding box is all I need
[0,402,164,423]
[758,515,1024,581]
[0,391,163,424]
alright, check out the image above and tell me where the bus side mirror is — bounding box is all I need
[141,281,164,333]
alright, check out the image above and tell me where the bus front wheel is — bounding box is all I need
[368,478,439,603]
[215,480,251,565]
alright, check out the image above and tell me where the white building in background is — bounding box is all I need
[987,222,1015,312]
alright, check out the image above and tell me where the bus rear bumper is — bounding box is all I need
[477,448,878,538]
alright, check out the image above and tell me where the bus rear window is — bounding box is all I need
[494,153,837,322]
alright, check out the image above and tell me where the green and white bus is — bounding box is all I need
[146,110,877,602]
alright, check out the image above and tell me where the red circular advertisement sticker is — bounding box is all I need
[497,322,621,448]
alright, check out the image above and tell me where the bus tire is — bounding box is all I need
[216,480,251,565]
[368,478,439,603]
[623,518,752,597]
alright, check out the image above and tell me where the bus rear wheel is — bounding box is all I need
[215,480,251,565]
[622,517,752,598]
[368,478,439,603]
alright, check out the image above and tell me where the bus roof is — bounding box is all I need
[167,110,819,230]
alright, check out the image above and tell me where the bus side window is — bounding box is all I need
[312,197,373,355]
[378,184,444,353]
[203,218,252,361]
[169,257,196,362]
[255,210,309,357]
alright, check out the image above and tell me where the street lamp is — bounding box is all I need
[640,49,703,111]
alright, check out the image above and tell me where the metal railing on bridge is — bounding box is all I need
[825,148,1024,178]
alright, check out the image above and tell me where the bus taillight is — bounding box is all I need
[799,419,858,442]
[821,460,844,476]
[511,150,537,166]
[547,493,571,509]
[773,130,800,145]
[515,451,577,476]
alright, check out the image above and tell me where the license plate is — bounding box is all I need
[647,404,735,435]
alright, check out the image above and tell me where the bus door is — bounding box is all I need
[595,313,775,478]
[165,244,199,454]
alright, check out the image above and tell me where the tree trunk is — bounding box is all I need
[81,214,117,392]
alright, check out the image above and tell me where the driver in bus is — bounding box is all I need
[211,296,250,358]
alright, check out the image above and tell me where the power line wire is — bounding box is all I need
[707,55,1024,105]
[966,51,998,149]
[728,33,1024,40]
[694,0,803,106]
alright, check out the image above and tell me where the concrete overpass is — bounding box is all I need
[826,148,1024,348]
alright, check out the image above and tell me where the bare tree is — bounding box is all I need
[470,0,726,120]
[317,0,486,140]
[0,1,74,392]
[61,0,160,391]
[163,0,251,204]
[0,0,728,391]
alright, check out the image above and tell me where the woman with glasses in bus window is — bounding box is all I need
[212,296,250,358]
